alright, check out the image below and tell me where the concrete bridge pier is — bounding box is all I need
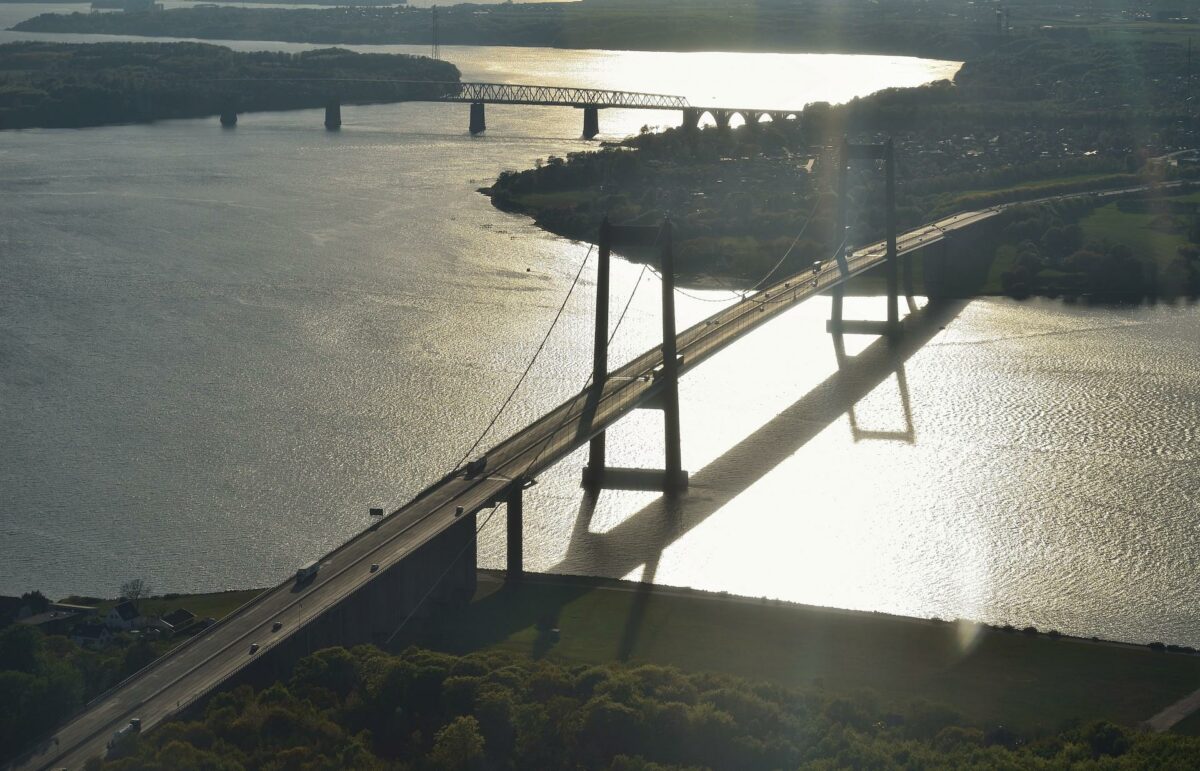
[745,111,764,129]
[681,108,700,130]
[469,102,486,135]
[583,218,688,494]
[325,99,342,131]
[506,483,524,581]
[582,106,600,139]
[713,110,732,130]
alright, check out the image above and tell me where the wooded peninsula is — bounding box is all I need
[0,42,458,130]
[487,35,1200,300]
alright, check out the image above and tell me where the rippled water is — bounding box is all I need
[1,22,1196,647]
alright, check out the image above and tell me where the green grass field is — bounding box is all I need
[415,573,1200,735]
[1082,201,1190,267]
[84,589,264,623]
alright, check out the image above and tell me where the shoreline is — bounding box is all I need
[473,569,1200,656]
[43,569,1200,656]
[414,570,1200,734]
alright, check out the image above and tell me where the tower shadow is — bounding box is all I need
[420,299,967,655]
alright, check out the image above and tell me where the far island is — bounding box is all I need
[0,41,458,130]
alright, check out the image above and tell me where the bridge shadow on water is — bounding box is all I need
[414,299,968,660]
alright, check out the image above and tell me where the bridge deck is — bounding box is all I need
[24,182,1168,770]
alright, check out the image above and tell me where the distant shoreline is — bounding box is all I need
[10,3,995,61]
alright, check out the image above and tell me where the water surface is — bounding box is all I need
[2,33,1196,647]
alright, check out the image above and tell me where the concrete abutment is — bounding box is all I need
[205,512,478,693]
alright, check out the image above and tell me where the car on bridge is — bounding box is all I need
[106,718,140,753]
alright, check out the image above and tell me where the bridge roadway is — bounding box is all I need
[18,183,1172,770]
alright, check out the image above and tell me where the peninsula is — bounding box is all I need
[486,36,1200,299]
[0,41,458,130]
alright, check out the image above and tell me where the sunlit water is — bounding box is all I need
[2,17,1197,648]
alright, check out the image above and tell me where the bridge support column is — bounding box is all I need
[714,110,732,130]
[582,219,688,494]
[827,137,902,339]
[584,217,612,484]
[884,138,899,335]
[745,111,763,129]
[325,99,342,130]
[582,106,600,139]
[681,108,699,130]
[220,108,237,128]
[506,483,523,580]
[658,219,685,493]
[469,102,486,135]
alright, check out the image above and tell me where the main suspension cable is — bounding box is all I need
[451,243,594,472]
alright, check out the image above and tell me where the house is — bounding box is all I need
[105,600,145,631]
[71,622,113,649]
[154,608,195,635]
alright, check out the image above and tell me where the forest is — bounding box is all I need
[0,621,168,765]
[0,42,459,129]
[83,644,1200,770]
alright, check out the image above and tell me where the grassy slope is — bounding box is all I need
[1082,202,1190,267]
[1173,707,1200,736]
[417,573,1200,736]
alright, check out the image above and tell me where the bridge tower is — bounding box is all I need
[325,98,342,131]
[827,137,901,339]
[469,102,486,135]
[582,219,688,494]
[583,106,600,139]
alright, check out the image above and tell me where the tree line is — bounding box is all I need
[89,644,1200,770]
[14,0,1018,61]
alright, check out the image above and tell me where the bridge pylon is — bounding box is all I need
[583,106,600,139]
[583,218,688,494]
[469,102,486,135]
[219,100,238,128]
[826,137,902,339]
[325,98,342,131]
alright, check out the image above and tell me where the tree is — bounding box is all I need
[0,624,43,674]
[429,715,486,770]
[19,591,50,616]
[119,579,151,608]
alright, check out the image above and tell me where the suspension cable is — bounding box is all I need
[451,243,594,472]
[650,192,824,304]
[521,225,663,477]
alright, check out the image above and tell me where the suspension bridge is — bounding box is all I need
[15,145,1167,770]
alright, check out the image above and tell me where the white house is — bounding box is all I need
[105,600,145,631]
